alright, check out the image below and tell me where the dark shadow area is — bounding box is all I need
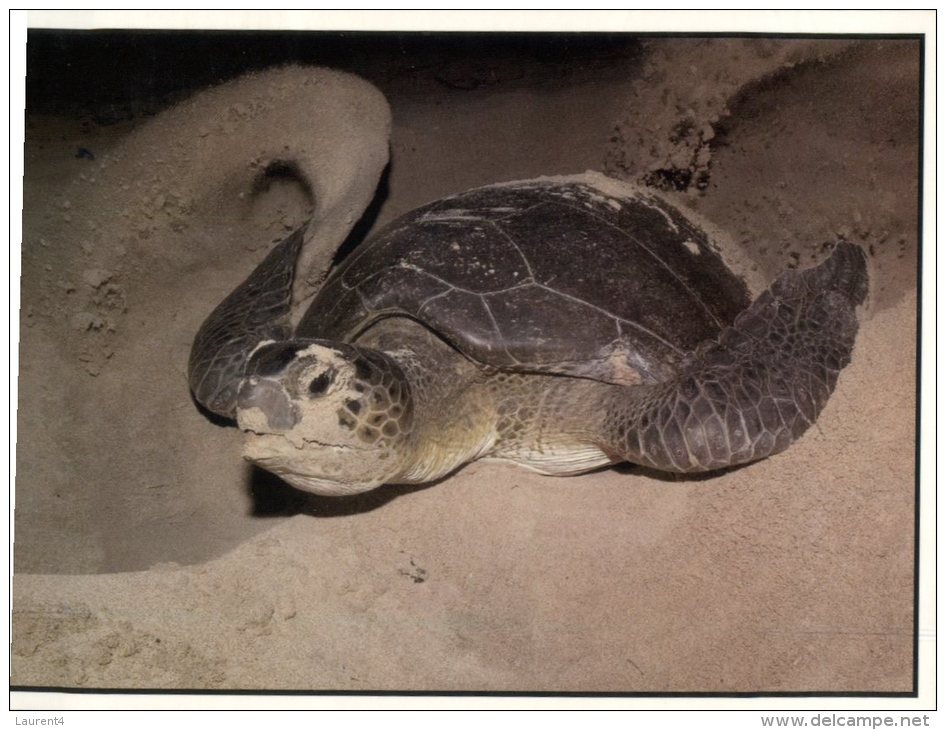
[610,460,750,482]
[26,29,643,119]
[331,162,391,269]
[190,391,235,429]
[247,464,436,518]
[251,159,316,207]
[248,459,747,518]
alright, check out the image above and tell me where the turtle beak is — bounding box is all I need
[236,376,300,432]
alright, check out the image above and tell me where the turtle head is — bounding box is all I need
[235,339,414,496]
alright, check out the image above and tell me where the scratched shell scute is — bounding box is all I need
[298,181,752,384]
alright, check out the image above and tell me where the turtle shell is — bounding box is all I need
[296,172,751,385]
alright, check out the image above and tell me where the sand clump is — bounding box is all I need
[14,38,919,693]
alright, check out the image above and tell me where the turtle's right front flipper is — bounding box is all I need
[188,227,306,419]
[606,242,869,473]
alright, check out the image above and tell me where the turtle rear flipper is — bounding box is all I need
[609,242,868,473]
[188,228,306,418]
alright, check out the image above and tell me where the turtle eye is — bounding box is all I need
[307,369,335,397]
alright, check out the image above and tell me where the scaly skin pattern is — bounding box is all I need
[354,321,500,484]
[481,371,614,475]
[597,242,868,472]
[352,322,612,484]
[189,230,304,417]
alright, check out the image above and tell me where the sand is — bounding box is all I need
[13,37,919,695]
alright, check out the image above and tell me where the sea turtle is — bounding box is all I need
[189,171,868,496]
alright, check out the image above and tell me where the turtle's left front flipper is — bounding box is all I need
[605,242,869,473]
[188,228,306,418]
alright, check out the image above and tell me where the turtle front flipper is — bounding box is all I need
[188,228,306,418]
[607,242,869,473]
